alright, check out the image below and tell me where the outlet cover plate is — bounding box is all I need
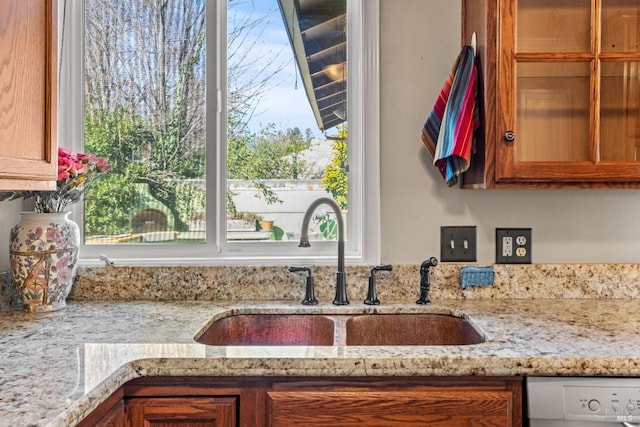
[496,228,532,264]
[440,226,477,262]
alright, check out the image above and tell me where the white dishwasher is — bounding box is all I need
[527,377,640,426]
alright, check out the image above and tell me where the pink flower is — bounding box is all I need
[58,156,73,180]
[58,147,73,160]
[2,147,110,212]
[74,159,88,175]
[95,157,110,172]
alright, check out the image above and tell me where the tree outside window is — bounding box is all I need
[82,0,347,245]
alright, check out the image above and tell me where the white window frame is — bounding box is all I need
[60,0,380,266]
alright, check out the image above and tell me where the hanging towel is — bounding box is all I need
[421,45,479,186]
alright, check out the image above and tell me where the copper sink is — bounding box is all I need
[195,313,485,346]
[345,313,485,346]
[195,314,335,346]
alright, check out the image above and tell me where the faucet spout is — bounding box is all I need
[299,197,347,305]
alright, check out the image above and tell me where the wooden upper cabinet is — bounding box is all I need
[463,0,640,188]
[0,0,57,191]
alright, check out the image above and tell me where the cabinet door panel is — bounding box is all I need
[0,0,45,157]
[600,61,640,161]
[516,62,591,162]
[268,390,514,427]
[602,0,640,53]
[0,0,57,190]
[95,400,125,427]
[125,397,237,427]
[517,0,591,53]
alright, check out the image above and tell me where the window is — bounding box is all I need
[60,0,379,265]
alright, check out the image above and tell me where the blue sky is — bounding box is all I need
[230,0,323,138]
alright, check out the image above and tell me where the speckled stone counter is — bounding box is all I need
[68,263,640,301]
[4,264,640,312]
[3,298,640,426]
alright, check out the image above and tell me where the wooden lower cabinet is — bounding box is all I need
[125,397,237,427]
[268,390,515,426]
[78,387,125,427]
[79,376,522,427]
[94,400,125,427]
[268,378,521,427]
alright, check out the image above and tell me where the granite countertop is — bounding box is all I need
[2,298,640,426]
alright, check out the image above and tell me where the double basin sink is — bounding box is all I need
[195,312,485,346]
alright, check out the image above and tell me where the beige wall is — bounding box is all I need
[2,0,640,269]
[379,0,640,264]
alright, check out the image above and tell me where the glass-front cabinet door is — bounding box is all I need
[495,0,640,185]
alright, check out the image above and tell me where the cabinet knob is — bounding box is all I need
[503,131,516,142]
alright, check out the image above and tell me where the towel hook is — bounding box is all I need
[470,32,477,57]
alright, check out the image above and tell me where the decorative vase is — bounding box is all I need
[9,212,80,313]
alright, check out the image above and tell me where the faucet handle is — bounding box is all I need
[288,266,311,274]
[371,264,393,275]
[288,266,318,305]
[365,264,393,305]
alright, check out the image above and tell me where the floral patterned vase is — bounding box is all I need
[9,212,80,313]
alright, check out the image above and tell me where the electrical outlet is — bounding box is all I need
[440,226,477,262]
[496,228,532,264]
[502,236,513,257]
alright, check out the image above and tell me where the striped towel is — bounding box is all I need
[421,45,479,186]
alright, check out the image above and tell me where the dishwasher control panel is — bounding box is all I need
[564,384,640,422]
[527,377,640,423]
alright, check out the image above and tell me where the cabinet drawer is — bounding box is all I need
[125,397,237,427]
[268,389,515,426]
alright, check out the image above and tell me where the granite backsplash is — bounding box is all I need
[2,263,640,311]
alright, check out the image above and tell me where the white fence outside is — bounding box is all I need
[229,179,337,238]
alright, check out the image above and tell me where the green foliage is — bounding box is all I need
[322,124,348,210]
[84,109,152,236]
[227,121,310,181]
[84,100,208,235]
[316,213,338,240]
[85,107,154,171]
[85,173,138,236]
[226,118,311,214]
[228,211,263,222]
[175,181,206,227]
[269,225,284,241]
[84,107,326,238]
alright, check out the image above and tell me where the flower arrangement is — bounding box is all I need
[0,148,110,213]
